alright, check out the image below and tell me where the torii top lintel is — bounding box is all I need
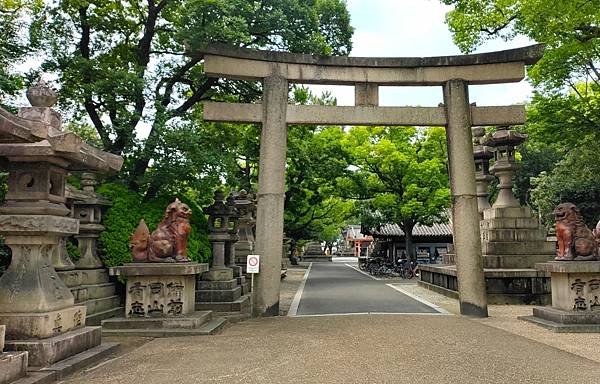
[195,43,544,86]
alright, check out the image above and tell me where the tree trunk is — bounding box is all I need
[404,223,416,262]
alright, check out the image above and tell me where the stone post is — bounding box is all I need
[443,79,488,317]
[225,194,243,277]
[253,75,288,317]
[202,191,234,281]
[233,190,256,267]
[472,127,494,214]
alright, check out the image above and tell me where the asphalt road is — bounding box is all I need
[295,262,440,315]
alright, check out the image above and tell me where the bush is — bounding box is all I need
[97,183,211,267]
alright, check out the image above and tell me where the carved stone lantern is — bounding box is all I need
[202,190,234,281]
[484,125,527,209]
[472,127,495,214]
[0,80,122,366]
[71,173,111,269]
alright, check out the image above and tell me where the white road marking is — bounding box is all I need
[287,262,313,317]
[386,283,451,314]
[344,263,384,280]
[293,312,450,318]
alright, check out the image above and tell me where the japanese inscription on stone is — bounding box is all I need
[570,278,600,311]
[127,279,188,318]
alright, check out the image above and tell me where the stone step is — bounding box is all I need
[483,206,533,219]
[58,269,110,288]
[101,311,213,330]
[5,326,101,368]
[483,254,555,269]
[70,286,89,304]
[480,217,541,229]
[101,317,227,337]
[85,296,121,315]
[482,241,556,255]
[85,306,124,326]
[31,342,119,382]
[195,295,250,313]
[196,279,238,290]
[195,286,242,303]
[82,282,117,300]
[0,351,28,384]
[215,311,252,323]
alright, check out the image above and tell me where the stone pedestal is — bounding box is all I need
[110,263,207,318]
[480,207,555,269]
[521,262,600,332]
[103,263,226,336]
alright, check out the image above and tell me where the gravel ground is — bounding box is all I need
[400,283,600,364]
[279,267,308,316]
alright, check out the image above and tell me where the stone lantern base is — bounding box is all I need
[0,324,28,384]
[520,262,600,332]
[103,263,226,337]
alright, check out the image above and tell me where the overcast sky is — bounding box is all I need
[308,0,535,107]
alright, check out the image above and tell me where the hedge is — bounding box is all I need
[97,183,211,267]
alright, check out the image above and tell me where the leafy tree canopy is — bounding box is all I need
[37,0,353,198]
[442,0,600,90]
[0,0,43,105]
[340,126,451,260]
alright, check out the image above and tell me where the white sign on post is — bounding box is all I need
[246,254,260,274]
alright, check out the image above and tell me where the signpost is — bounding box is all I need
[246,255,260,316]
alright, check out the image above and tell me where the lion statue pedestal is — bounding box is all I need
[101,199,225,336]
[520,203,600,332]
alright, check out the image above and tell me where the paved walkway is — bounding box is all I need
[293,262,440,315]
[61,264,600,383]
[68,315,600,384]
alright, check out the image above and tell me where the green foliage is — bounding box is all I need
[0,0,43,104]
[442,0,600,89]
[66,238,81,261]
[36,0,353,198]
[96,182,211,267]
[444,0,600,229]
[340,126,451,260]
[530,137,600,228]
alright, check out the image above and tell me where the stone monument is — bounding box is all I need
[419,125,555,304]
[0,80,122,369]
[479,126,555,269]
[58,174,122,325]
[103,199,223,336]
[521,204,600,331]
[196,191,250,314]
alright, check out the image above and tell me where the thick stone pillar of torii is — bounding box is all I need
[194,43,544,317]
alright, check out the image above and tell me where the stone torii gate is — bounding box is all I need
[196,43,544,318]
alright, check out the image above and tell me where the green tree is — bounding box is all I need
[282,90,355,259]
[443,0,600,224]
[0,0,43,105]
[38,0,353,199]
[341,126,451,261]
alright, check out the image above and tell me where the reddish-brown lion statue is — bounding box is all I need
[130,198,192,263]
[554,202,600,261]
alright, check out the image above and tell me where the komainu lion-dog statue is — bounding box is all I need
[129,198,192,263]
[554,202,600,261]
